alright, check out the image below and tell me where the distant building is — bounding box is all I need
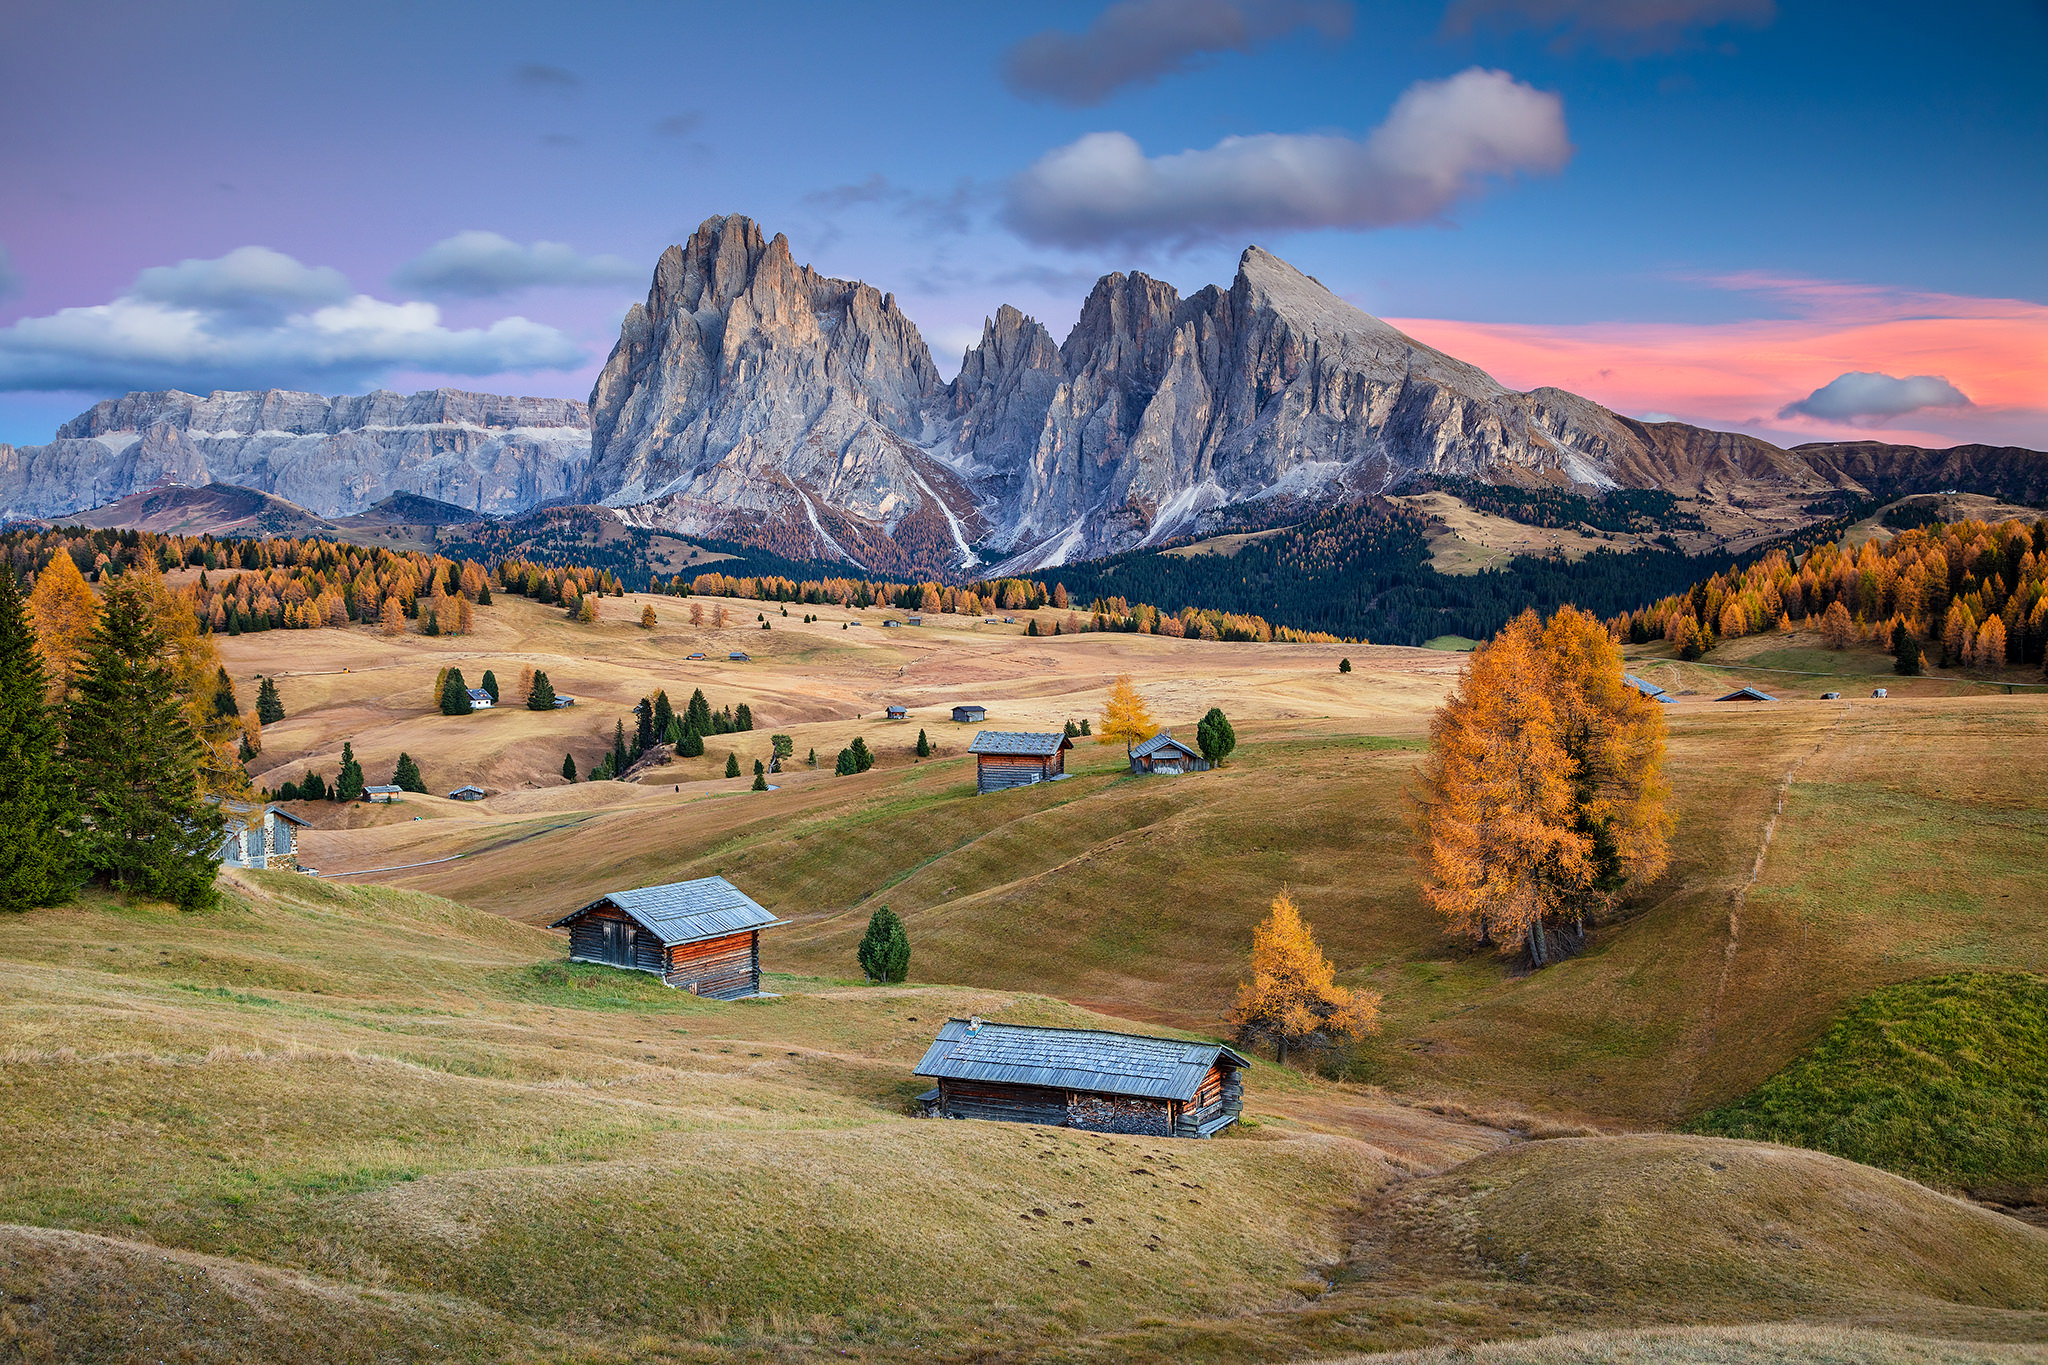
[362,785,401,803]
[214,801,310,871]
[951,704,986,723]
[465,688,494,709]
[886,705,909,720]
[687,652,706,660]
[447,785,487,801]
[552,695,577,708]
[1872,687,1888,699]
[914,1018,1249,1138]
[968,730,1071,794]
[1716,686,1776,702]
[729,651,751,661]
[550,875,783,998]
[1129,731,1207,776]
[882,619,901,628]
[1821,691,1841,700]
[1624,673,1677,704]
[906,614,923,626]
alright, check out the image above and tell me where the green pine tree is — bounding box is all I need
[724,752,741,779]
[635,697,655,754]
[807,748,817,767]
[560,752,577,783]
[751,771,768,791]
[440,668,473,716]
[65,578,220,911]
[1196,707,1237,765]
[526,670,556,711]
[612,721,630,778]
[480,669,500,702]
[653,690,674,741]
[850,736,874,772]
[210,666,240,717]
[834,747,856,776]
[1892,622,1924,676]
[1339,658,1352,673]
[255,676,284,724]
[237,730,257,764]
[393,752,426,793]
[686,688,712,733]
[735,702,753,731]
[678,727,705,758]
[856,905,911,983]
[915,728,930,758]
[0,574,72,911]
[299,769,328,802]
[336,742,365,801]
[753,757,765,775]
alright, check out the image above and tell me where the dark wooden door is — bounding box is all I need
[603,920,633,966]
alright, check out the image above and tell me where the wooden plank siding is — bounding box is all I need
[566,908,761,999]
[664,930,760,999]
[975,751,1065,794]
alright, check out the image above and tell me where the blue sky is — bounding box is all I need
[1,0,2042,449]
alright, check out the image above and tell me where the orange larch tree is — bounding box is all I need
[1227,889,1379,1065]
[1098,674,1156,755]
[1413,607,1670,968]
[26,550,99,699]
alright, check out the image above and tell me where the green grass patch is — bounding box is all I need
[1423,634,1479,651]
[1690,971,2048,1197]
[499,959,699,1012]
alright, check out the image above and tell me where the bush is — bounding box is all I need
[1339,658,1351,673]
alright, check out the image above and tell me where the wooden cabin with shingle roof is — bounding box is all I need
[550,876,783,998]
[1129,731,1207,775]
[913,1018,1249,1138]
[967,730,1071,794]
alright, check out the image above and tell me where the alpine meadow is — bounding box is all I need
[2,3,2045,1362]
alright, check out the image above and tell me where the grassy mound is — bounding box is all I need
[1691,972,2048,1201]
[1369,1135,2048,1325]
[1339,1324,2048,1364]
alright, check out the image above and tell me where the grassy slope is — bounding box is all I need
[5,880,2047,1363]
[0,874,1395,1362]
[1693,973,2048,1201]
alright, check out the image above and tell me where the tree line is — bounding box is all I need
[1621,516,2048,673]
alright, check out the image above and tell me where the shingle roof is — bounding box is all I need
[466,688,493,701]
[1131,731,1200,760]
[968,731,1070,757]
[1623,673,1668,698]
[363,785,401,794]
[551,875,783,946]
[913,1019,1250,1101]
[1716,686,1777,702]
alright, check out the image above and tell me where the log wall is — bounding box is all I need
[664,929,760,1000]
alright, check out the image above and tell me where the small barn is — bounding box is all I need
[215,801,310,871]
[1129,731,1207,775]
[1716,686,1776,702]
[448,784,487,801]
[968,730,1071,794]
[906,614,923,626]
[363,785,401,803]
[951,704,987,723]
[553,694,578,707]
[886,704,909,720]
[550,876,783,998]
[729,651,751,661]
[914,1018,1250,1138]
[466,688,495,709]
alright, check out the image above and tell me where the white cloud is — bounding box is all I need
[0,247,584,395]
[1779,372,1972,424]
[391,231,643,299]
[1442,0,1775,54]
[1003,67,1571,249]
[1003,0,1353,106]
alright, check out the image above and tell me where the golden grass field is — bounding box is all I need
[2,589,2041,1361]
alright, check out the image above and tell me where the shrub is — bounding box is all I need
[856,905,911,983]
[1196,707,1237,765]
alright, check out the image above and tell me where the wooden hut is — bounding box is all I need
[968,730,1070,794]
[550,875,783,998]
[1716,686,1776,702]
[215,801,310,871]
[1129,731,1207,775]
[448,785,487,801]
[1623,673,1677,704]
[914,1018,1249,1138]
[885,704,909,720]
[363,785,402,803]
[951,704,987,723]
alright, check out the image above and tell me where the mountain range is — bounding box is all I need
[3,213,2040,579]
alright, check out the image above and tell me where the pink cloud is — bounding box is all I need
[1385,275,2048,450]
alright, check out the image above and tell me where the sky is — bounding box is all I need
[1,0,2043,452]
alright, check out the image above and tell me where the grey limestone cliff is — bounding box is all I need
[0,388,589,522]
